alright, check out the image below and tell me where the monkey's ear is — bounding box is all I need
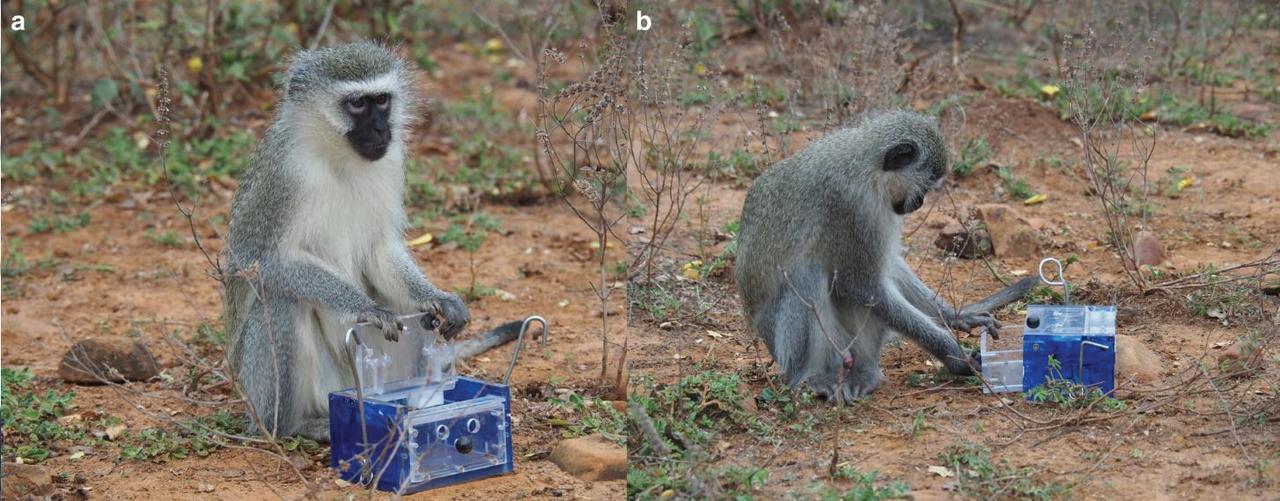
[882,142,919,171]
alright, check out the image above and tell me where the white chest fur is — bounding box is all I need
[281,145,407,282]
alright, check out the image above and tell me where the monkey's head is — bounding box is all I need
[281,42,420,162]
[860,111,948,216]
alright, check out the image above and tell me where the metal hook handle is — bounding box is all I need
[503,316,548,385]
[1038,257,1070,304]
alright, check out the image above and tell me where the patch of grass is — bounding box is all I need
[447,91,512,133]
[996,165,1037,200]
[119,410,246,462]
[805,466,910,501]
[629,369,764,499]
[629,283,683,323]
[1155,93,1273,138]
[3,238,32,278]
[147,229,185,248]
[1184,281,1264,326]
[28,212,91,234]
[903,409,931,438]
[702,149,766,185]
[1,368,86,463]
[940,442,1071,500]
[629,369,754,457]
[547,392,625,444]
[449,133,538,200]
[952,137,991,177]
[438,212,503,301]
[1026,356,1127,412]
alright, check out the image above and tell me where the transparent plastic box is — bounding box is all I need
[980,305,1117,398]
[328,313,514,493]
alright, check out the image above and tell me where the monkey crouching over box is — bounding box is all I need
[734,110,1035,403]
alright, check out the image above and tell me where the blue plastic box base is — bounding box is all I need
[1020,305,1117,400]
[1022,334,1117,397]
[328,376,514,494]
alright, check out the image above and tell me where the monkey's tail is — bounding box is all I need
[453,320,537,360]
[959,276,1039,314]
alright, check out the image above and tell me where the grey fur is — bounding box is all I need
[734,110,1035,403]
[223,42,473,441]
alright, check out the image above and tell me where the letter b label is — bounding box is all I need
[636,10,651,31]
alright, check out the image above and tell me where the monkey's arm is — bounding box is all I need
[380,243,471,338]
[892,258,958,323]
[892,260,1036,338]
[847,279,977,375]
[260,257,400,335]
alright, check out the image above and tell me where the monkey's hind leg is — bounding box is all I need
[765,273,854,402]
[233,299,302,438]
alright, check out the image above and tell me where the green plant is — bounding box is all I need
[2,238,31,278]
[438,212,502,301]
[903,409,930,438]
[940,442,1070,500]
[629,369,755,458]
[548,392,625,444]
[1,368,86,463]
[805,466,909,501]
[997,165,1037,200]
[147,229,185,248]
[119,410,245,462]
[952,138,991,177]
[1026,355,1127,412]
[28,212,91,234]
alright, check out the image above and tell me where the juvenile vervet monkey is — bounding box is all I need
[734,110,1035,402]
[224,42,522,440]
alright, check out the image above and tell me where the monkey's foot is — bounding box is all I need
[806,369,882,405]
[295,418,331,443]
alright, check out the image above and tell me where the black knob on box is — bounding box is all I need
[455,436,474,454]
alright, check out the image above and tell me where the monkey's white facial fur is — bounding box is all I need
[281,42,420,166]
[296,73,413,163]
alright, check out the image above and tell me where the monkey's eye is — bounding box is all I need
[372,93,391,111]
[345,96,367,114]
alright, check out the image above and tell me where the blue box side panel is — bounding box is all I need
[1022,335,1116,398]
[329,394,410,487]
[329,376,514,494]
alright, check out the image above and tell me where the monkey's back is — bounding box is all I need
[734,153,828,312]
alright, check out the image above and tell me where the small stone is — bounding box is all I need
[548,434,626,481]
[59,336,160,384]
[1,462,54,498]
[1132,231,1165,267]
[105,423,127,441]
[1260,275,1280,296]
[1115,335,1161,383]
[933,221,993,259]
[975,204,1039,258]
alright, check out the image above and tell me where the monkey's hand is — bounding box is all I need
[358,306,405,342]
[946,310,1002,340]
[421,292,470,339]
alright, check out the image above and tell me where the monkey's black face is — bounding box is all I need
[343,93,393,161]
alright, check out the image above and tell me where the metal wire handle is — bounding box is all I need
[1038,257,1070,304]
[503,316,548,385]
